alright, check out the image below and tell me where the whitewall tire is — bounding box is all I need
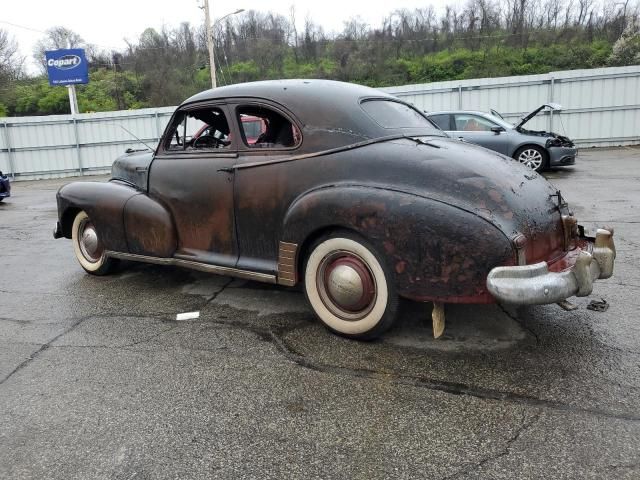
[71,210,116,275]
[304,232,398,340]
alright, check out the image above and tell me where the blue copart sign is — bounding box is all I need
[45,49,89,86]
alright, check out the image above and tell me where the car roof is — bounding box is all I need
[179,79,444,146]
[182,79,397,107]
[181,79,404,136]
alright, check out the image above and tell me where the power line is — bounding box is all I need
[0,20,47,34]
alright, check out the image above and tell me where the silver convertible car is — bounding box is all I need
[426,104,577,172]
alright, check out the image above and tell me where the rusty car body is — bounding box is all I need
[53,79,616,339]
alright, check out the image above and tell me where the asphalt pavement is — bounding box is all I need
[1,147,639,479]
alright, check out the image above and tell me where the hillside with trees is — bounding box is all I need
[1,0,639,116]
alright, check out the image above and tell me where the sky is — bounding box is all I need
[2,0,453,74]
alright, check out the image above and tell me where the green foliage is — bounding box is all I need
[378,41,614,85]
[226,61,261,83]
[7,70,149,116]
[77,69,147,112]
[0,10,634,117]
[13,80,69,115]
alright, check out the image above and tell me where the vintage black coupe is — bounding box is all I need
[54,80,616,339]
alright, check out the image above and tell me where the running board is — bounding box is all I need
[105,251,277,284]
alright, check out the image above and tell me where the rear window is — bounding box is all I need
[361,99,439,130]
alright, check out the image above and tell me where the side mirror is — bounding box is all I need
[491,126,505,134]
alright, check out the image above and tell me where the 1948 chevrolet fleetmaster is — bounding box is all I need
[54,80,616,339]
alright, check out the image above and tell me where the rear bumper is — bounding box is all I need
[486,228,615,305]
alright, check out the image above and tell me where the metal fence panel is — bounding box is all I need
[1,66,639,180]
[0,107,175,180]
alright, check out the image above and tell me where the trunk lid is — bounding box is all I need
[389,137,569,264]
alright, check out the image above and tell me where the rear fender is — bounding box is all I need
[282,185,514,302]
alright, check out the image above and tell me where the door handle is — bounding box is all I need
[135,167,148,172]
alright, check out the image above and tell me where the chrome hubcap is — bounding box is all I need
[518,149,543,170]
[327,264,365,309]
[78,219,103,263]
[317,251,377,320]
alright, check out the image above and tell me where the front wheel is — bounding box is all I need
[303,232,398,340]
[514,145,548,172]
[71,210,117,275]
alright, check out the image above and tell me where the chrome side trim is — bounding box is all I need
[277,241,298,286]
[105,251,277,284]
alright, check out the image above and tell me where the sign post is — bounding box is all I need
[67,86,79,115]
[45,48,89,114]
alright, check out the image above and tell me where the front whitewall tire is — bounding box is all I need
[71,210,115,275]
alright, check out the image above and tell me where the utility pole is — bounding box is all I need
[203,0,217,89]
[200,2,244,89]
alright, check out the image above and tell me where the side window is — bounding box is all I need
[454,114,496,132]
[237,105,301,149]
[164,106,232,152]
[429,114,452,131]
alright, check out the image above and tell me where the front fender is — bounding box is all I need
[57,181,136,252]
[282,185,514,303]
[56,180,176,257]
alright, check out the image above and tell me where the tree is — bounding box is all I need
[0,29,24,85]
[0,29,24,115]
[33,27,86,72]
[609,17,640,64]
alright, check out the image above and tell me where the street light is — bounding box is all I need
[203,2,244,89]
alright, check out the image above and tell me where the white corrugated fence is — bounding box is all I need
[0,107,175,181]
[1,65,639,180]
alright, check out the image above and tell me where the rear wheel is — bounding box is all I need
[71,211,117,275]
[514,145,548,172]
[303,231,398,340]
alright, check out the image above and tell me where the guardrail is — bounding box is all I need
[1,65,639,180]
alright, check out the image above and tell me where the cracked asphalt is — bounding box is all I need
[1,147,639,479]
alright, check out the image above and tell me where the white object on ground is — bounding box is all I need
[176,311,200,321]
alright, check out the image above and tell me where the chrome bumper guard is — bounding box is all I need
[486,229,615,305]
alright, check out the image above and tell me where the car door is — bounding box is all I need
[147,102,240,268]
[230,101,303,274]
[452,113,509,155]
